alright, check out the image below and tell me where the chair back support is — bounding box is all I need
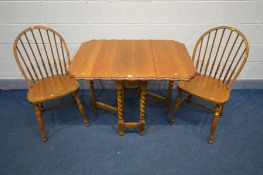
[192,26,249,88]
[13,26,70,87]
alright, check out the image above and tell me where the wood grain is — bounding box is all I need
[69,40,196,80]
[27,75,79,104]
[178,75,230,104]
[151,40,196,80]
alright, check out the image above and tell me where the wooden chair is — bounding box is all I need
[13,26,90,142]
[170,26,249,144]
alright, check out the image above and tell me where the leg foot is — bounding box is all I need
[118,122,125,136]
[208,138,214,144]
[139,122,145,136]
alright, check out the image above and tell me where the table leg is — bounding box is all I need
[139,81,147,136]
[89,80,97,116]
[165,81,174,114]
[116,81,125,136]
[220,105,224,116]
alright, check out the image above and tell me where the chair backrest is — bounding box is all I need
[13,26,71,87]
[192,26,249,88]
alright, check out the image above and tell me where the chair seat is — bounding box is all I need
[27,75,80,104]
[178,75,230,104]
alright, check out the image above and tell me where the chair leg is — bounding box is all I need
[34,104,48,142]
[169,89,183,125]
[208,104,222,144]
[73,93,90,127]
[165,81,174,114]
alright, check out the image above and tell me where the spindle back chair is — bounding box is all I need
[14,26,70,86]
[170,26,249,144]
[192,26,249,88]
[13,26,90,142]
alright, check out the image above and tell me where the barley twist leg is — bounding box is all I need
[139,81,147,136]
[116,81,125,136]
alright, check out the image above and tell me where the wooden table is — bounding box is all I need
[69,40,196,135]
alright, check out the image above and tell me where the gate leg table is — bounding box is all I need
[69,40,196,135]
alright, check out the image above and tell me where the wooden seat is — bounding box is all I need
[170,26,249,144]
[178,75,230,104]
[27,75,79,104]
[13,26,90,142]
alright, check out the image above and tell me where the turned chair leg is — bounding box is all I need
[34,104,48,142]
[169,89,183,125]
[73,93,90,127]
[208,104,222,144]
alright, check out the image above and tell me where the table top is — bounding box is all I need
[69,40,196,80]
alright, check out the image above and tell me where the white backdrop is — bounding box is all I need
[0,0,262,82]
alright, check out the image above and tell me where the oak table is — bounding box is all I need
[69,40,196,135]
